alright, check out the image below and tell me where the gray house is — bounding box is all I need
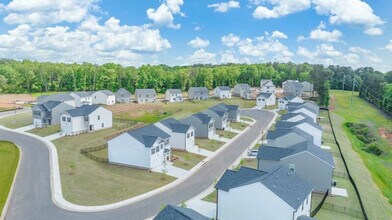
[202,104,229,130]
[188,87,209,100]
[283,80,303,97]
[214,103,240,122]
[115,88,132,103]
[32,101,74,128]
[165,89,183,102]
[233,83,252,99]
[37,93,76,107]
[288,102,319,122]
[275,118,323,146]
[155,118,195,151]
[154,205,209,220]
[280,112,313,123]
[302,81,314,93]
[181,113,215,139]
[135,89,156,103]
[257,141,334,192]
[266,128,314,148]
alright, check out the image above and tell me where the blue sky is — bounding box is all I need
[0,0,391,71]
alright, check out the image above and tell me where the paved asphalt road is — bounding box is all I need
[0,109,274,220]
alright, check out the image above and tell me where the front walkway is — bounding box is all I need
[15,124,35,132]
[212,134,230,143]
[187,145,214,157]
[152,162,189,178]
[44,132,65,141]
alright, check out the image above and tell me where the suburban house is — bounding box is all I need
[233,83,251,99]
[266,128,315,148]
[256,93,276,108]
[37,93,76,107]
[165,89,183,102]
[260,80,276,94]
[278,95,304,110]
[283,80,303,97]
[154,205,209,220]
[202,104,229,130]
[275,119,323,146]
[257,141,334,192]
[214,86,232,99]
[135,89,156,103]
[69,92,92,107]
[108,124,171,170]
[155,118,195,151]
[60,105,112,135]
[188,87,209,100]
[281,112,313,123]
[302,81,314,93]
[181,113,215,139]
[90,90,116,105]
[115,88,132,103]
[32,101,74,128]
[215,166,314,220]
[214,103,240,122]
[288,102,319,123]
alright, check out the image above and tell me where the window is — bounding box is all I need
[302,204,304,211]
[187,133,190,138]
[156,146,160,152]
[102,123,104,128]
[98,115,100,120]
[306,196,309,205]
[67,117,71,122]
[151,148,155,155]
[289,164,295,172]
[191,131,194,137]
[146,95,149,98]
[62,117,66,122]
[165,139,169,145]
[139,94,141,97]
[209,123,214,128]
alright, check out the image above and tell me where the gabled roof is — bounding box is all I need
[70,91,92,98]
[37,101,63,111]
[261,80,274,87]
[127,124,170,148]
[154,205,209,220]
[236,83,251,89]
[37,93,74,103]
[280,112,312,121]
[258,93,274,99]
[281,95,301,102]
[135,89,156,94]
[64,105,100,117]
[266,127,313,142]
[288,102,319,115]
[216,86,231,91]
[216,166,314,210]
[166,89,182,94]
[185,113,213,124]
[189,87,209,93]
[116,88,131,95]
[215,103,240,111]
[98,90,115,96]
[208,105,228,117]
[159,118,192,133]
[275,119,322,131]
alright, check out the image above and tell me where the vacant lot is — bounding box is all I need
[0,112,32,129]
[0,141,19,214]
[27,124,60,137]
[195,138,225,152]
[0,94,34,109]
[172,151,206,170]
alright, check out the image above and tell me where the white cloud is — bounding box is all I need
[349,46,382,63]
[194,26,201,31]
[146,0,184,29]
[270,31,288,39]
[180,49,217,65]
[208,1,240,13]
[253,0,311,19]
[220,50,250,64]
[386,40,392,52]
[309,28,342,42]
[297,47,316,59]
[364,27,383,36]
[221,33,240,47]
[317,21,326,29]
[318,43,342,57]
[297,35,306,42]
[187,37,210,48]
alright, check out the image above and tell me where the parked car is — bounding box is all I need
[248,150,258,157]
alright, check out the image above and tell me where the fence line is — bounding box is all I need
[311,189,329,217]
[80,144,109,163]
[333,171,349,179]
[321,203,364,219]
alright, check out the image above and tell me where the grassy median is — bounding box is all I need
[0,112,32,129]
[0,141,19,214]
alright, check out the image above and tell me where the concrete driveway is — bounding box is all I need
[0,109,275,220]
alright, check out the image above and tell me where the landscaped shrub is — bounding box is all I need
[363,142,383,156]
[345,122,384,156]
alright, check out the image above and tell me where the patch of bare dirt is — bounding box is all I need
[0,94,35,108]
[379,127,392,146]
[104,103,163,117]
[329,95,336,111]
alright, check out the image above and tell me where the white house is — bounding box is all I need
[288,103,319,123]
[69,92,92,107]
[115,88,132,103]
[108,124,171,170]
[155,118,195,151]
[275,119,323,146]
[165,89,183,102]
[214,86,232,99]
[260,80,276,94]
[60,105,112,135]
[233,84,252,99]
[32,101,74,128]
[135,89,156,103]
[256,93,276,108]
[216,166,314,220]
[280,112,313,123]
[278,95,304,110]
[90,90,116,105]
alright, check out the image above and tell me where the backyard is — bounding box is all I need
[0,141,19,214]
[195,138,225,152]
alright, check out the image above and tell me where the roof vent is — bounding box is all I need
[273,185,276,189]
[275,175,278,179]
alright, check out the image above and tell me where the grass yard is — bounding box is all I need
[52,122,175,205]
[238,158,258,169]
[240,116,253,122]
[0,141,19,214]
[0,112,32,129]
[26,124,60,137]
[230,121,248,131]
[216,130,237,139]
[171,151,206,170]
[202,190,217,203]
[195,138,225,152]
[265,104,278,110]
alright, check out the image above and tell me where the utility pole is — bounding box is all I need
[351,75,356,106]
[342,74,345,91]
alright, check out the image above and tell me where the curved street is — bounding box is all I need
[0,109,275,220]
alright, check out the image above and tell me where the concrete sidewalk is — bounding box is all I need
[187,145,214,157]
[15,124,35,132]
[152,162,189,178]
[44,132,65,141]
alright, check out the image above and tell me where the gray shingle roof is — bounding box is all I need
[65,105,100,117]
[160,118,192,133]
[99,90,115,96]
[236,83,251,89]
[166,89,182,94]
[258,92,274,98]
[297,215,316,220]
[116,88,131,95]
[216,166,314,210]
[37,93,74,103]
[135,89,156,95]
[288,102,319,115]
[275,119,322,131]
[38,101,62,111]
[280,112,311,121]
[189,87,209,93]
[71,91,92,98]
[127,124,170,148]
[191,113,213,124]
[208,104,228,117]
[154,205,209,220]
[217,86,231,91]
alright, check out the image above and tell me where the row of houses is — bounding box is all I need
[108,103,240,170]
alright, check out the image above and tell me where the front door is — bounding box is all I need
[89,124,93,131]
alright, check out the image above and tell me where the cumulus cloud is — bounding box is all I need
[208,1,240,13]
[253,0,311,19]
[270,31,288,39]
[349,46,382,63]
[187,37,210,48]
[220,50,250,64]
[146,0,184,29]
[309,28,342,42]
[386,40,392,52]
[364,27,383,36]
[179,49,217,65]
[221,33,240,47]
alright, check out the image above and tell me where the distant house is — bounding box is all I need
[154,205,209,220]
[242,89,253,100]
[37,93,76,107]
[275,119,323,146]
[108,124,171,170]
[90,90,116,105]
[278,95,304,110]
[188,87,209,100]
[60,105,112,135]
[214,86,232,99]
[260,80,276,94]
[256,93,276,108]
[165,89,183,102]
[266,128,314,148]
[288,102,319,123]
[115,88,132,103]
[214,103,240,122]
[280,112,313,123]
[233,84,252,99]
[32,101,74,128]
[202,104,229,130]
[216,166,314,220]
[302,81,314,93]
[135,89,156,103]
[69,92,92,107]
[257,141,334,192]
[283,80,303,97]
[155,118,195,151]
[181,113,215,139]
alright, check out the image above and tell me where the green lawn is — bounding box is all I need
[265,104,278,110]
[0,141,19,214]
[171,151,206,170]
[26,124,60,137]
[216,130,237,139]
[195,138,225,152]
[0,112,32,129]
[240,116,253,122]
[230,122,248,131]
[202,190,217,203]
[238,158,258,169]
[52,123,175,205]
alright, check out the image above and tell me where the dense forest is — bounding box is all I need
[0,59,390,111]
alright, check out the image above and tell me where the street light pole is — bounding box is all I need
[350,74,356,106]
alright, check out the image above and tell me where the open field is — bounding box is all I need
[230,122,248,131]
[27,124,60,137]
[0,94,35,109]
[171,151,206,170]
[195,138,225,152]
[0,141,19,214]
[217,130,237,139]
[52,123,175,205]
[0,112,32,129]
